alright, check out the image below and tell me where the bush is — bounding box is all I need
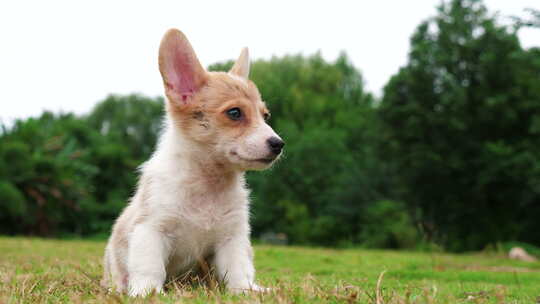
[358,201,420,249]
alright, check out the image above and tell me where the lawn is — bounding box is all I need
[0,237,539,303]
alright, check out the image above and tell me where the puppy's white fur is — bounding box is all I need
[102,29,282,296]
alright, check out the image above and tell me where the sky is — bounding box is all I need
[0,0,538,123]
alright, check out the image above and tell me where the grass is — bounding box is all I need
[0,237,539,303]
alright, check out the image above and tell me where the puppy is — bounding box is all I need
[101,29,284,296]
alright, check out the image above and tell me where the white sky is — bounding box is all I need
[0,1,538,123]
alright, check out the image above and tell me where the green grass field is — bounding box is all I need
[0,237,539,303]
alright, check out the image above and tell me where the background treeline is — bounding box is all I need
[1,0,539,251]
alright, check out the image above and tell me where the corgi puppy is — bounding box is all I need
[102,29,284,296]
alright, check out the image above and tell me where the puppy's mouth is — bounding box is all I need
[254,157,275,164]
[231,151,276,164]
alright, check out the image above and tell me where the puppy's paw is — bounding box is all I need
[128,277,164,297]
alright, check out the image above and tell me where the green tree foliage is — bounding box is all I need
[0,113,98,235]
[0,96,164,236]
[85,94,164,233]
[81,94,165,234]
[379,0,540,250]
[213,54,396,246]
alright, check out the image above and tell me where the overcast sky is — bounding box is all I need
[1,1,538,123]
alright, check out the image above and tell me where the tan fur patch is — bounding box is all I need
[167,72,270,144]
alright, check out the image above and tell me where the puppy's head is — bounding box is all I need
[158,29,284,171]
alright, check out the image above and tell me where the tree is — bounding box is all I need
[379,0,540,250]
[0,95,165,236]
[0,113,98,235]
[84,94,164,233]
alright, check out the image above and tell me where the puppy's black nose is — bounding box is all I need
[267,137,285,155]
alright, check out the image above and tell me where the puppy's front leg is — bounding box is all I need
[127,224,169,297]
[214,236,266,293]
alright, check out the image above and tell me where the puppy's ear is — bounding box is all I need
[229,47,250,80]
[159,29,207,105]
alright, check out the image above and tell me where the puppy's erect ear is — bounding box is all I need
[229,47,250,80]
[159,29,207,105]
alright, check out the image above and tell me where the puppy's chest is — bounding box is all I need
[165,190,248,263]
[165,186,248,238]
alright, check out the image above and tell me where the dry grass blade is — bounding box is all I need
[376,270,387,304]
[69,263,123,304]
[197,257,217,290]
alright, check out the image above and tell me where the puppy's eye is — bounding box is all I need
[226,107,242,121]
[263,113,271,121]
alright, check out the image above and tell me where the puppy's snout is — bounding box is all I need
[267,137,284,155]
